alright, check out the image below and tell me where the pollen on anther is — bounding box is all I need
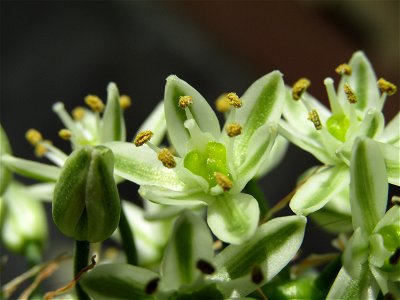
[225,123,242,137]
[85,95,105,113]
[72,106,86,121]
[308,109,322,130]
[378,78,397,96]
[34,143,48,157]
[214,172,233,192]
[226,92,242,108]
[292,78,311,100]
[344,83,357,104]
[119,95,132,110]
[178,95,193,109]
[157,148,176,168]
[335,63,352,76]
[133,130,153,147]
[26,129,43,146]
[59,129,72,140]
[215,93,231,113]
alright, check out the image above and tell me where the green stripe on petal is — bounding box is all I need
[80,263,159,300]
[161,211,214,291]
[207,193,259,244]
[1,155,61,182]
[290,165,349,216]
[100,82,126,143]
[380,112,400,147]
[350,138,387,234]
[376,141,400,186]
[164,75,220,156]
[104,141,186,191]
[232,71,284,167]
[213,215,306,297]
[136,101,166,146]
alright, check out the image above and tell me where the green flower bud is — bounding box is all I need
[1,182,48,253]
[53,145,120,242]
[0,125,13,195]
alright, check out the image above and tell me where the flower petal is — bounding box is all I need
[290,165,349,216]
[350,138,387,234]
[23,183,55,202]
[164,75,220,156]
[160,211,214,291]
[373,205,400,234]
[343,227,369,278]
[104,141,185,191]
[376,141,400,186]
[212,215,306,297]
[136,101,166,146]
[100,82,126,143]
[337,51,379,113]
[380,112,400,147]
[0,125,12,195]
[231,71,285,167]
[207,193,259,244]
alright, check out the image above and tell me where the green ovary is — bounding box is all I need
[184,142,230,187]
[326,114,350,142]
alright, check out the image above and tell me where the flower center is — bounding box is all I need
[326,114,350,142]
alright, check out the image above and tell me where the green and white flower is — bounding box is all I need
[105,72,285,244]
[327,137,399,299]
[279,51,399,222]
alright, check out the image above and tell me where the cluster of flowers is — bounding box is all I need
[1,51,398,299]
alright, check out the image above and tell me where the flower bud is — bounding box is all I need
[52,146,120,242]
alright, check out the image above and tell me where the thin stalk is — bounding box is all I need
[74,240,90,300]
[118,205,138,265]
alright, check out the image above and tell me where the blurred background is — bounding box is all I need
[1,0,399,297]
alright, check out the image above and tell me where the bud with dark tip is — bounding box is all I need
[52,146,120,242]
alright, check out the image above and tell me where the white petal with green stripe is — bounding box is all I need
[343,227,369,278]
[0,125,12,195]
[136,101,166,146]
[376,141,400,186]
[380,112,399,147]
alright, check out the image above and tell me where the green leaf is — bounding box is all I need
[350,138,387,234]
[207,193,259,244]
[164,75,220,156]
[136,101,166,146]
[160,211,214,291]
[1,155,61,182]
[232,71,285,167]
[80,263,159,300]
[105,141,186,191]
[100,82,126,143]
[376,141,400,186]
[0,125,12,195]
[290,164,349,216]
[212,215,306,297]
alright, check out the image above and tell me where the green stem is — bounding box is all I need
[118,205,138,265]
[74,240,90,300]
[243,179,268,220]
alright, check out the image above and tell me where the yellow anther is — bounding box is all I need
[178,96,193,109]
[214,172,233,192]
[72,106,86,121]
[58,129,72,140]
[308,109,322,130]
[292,78,311,100]
[335,63,352,76]
[84,95,104,113]
[157,148,176,169]
[344,83,357,104]
[119,95,132,110]
[34,143,48,157]
[25,129,43,146]
[226,92,242,108]
[225,123,242,137]
[378,78,397,96]
[133,130,153,147]
[215,94,231,113]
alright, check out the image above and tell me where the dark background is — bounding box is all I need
[1,1,399,297]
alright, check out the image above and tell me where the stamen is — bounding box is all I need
[178,95,193,109]
[58,129,72,140]
[324,78,343,115]
[389,247,400,265]
[84,95,104,113]
[215,93,231,113]
[225,123,242,137]
[391,195,400,206]
[226,92,242,108]
[335,63,352,76]
[251,265,264,284]
[144,278,159,294]
[308,109,322,130]
[292,78,311,101]
[157,148,176,168]
[72,107,86,121]
[26,129,43,146]
[34,143,48,157]
[196,259,215,275]
[344,83,357,104]
[133,130,153,147]
[53,102,81,135]
[119,95,132,110]
[377,78,397,96]
[214,172,233,192]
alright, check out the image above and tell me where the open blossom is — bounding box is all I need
[106,72,285,244]
[279,51,399,222]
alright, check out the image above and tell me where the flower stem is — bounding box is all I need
[118,205,138,265]
[74,240,90,300]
